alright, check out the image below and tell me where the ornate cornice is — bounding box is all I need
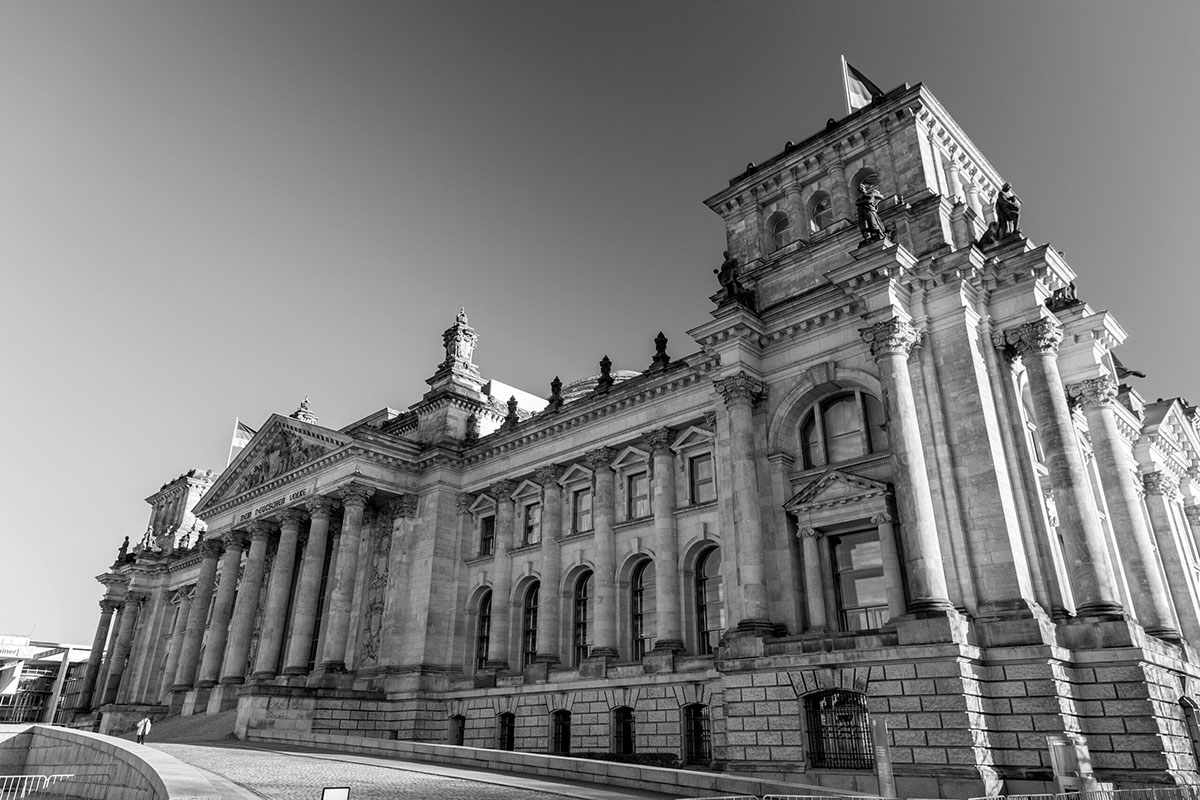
[994,318,1063,358]
[1143,471,1181,500]
[339,483,376,508]
[861,318,921,359]
[584,447,619,471]
[714,371,766,406]
[1067,376,1118,411]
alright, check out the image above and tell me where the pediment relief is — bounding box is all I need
[784,469,890,513]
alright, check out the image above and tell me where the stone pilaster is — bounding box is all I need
[197,533,247,686]
[284,496,339,675]
[828,157,850,219]
[586,447,619,658]
[220,522,271,685]
[1143,472,1199,641]
[872,511,908,621]
[78,599,118,712]
[534,466,565,664]
[1070,377,1180,639]
[645,428,684,652]
[485,479,518,670]
[159,590,190,701]
[101,591,146,705]
[796,529,827,631]
[996,319,1123,619]
[253,508,306,679]
[862,318,954,614]
[319,483,375,672]
[173,538,223,690]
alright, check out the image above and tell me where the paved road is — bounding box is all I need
[155,741,678,800]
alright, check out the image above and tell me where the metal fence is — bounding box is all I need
[0,774,75,799]
[680,790,1200,800]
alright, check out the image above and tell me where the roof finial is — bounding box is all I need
[290,395,319,424]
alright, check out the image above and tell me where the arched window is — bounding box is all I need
[799,391,888,468]
[612,707,636,755]
[573,571,593,665]
[809,192,834,232]
[631,560,657,659]
[496,712,515,751]
[448,714,466,746]
[805,690,873,769]
[695,548,724,655]
[768,212,790,252]
[550,709,571,755]
[851,167,880,193]
[522,582,539,667]
[683,704,711,765]
[475,591,492,671]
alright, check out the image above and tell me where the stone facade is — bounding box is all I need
[83,82,1200,797]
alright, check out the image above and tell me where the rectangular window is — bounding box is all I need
[551,710,571,755]
[831,531,887,631]
[571,488,593,534]
[522,502,541,546]
[478,515,496,557]
[627,471,650,519]
[688,453,715,504]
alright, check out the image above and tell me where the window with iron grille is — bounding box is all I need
[478,515,496,556]
[497,712,515,751]
[475,592,491,670]
[805,690,874,769]
[612,706,635,755]
[631,560,656,659]
[550,709,571,755]
[522,583,539,667]
[571,488,593,534]
[695,547,724,655]
[573,571,593,665]
[683,704,711,765]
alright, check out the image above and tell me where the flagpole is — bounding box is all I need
[228,417,240,467]
[840,54,851,116]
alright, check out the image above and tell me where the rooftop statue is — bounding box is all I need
[714,251,755,309]
[856,183,887,243]
[995,182,1022,238]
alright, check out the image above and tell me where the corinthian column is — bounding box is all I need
[534,466,565,664]
[644,429,684,651]
[485,480,518,669]
[159,590,191,701]
[253,508,306,679]
[862,319,954,613]
[714,372,775,631]
[197,533,247,686]
[173,538,223,690]
[320,484,375,672]
[996,319,1123,618]
[221,522,271,685]
[1143,472,1199,641]
[585,447,619,658]
[284,496,339,675]
[1069,377,1179,639]
[101,592,146,705]
[79,599,119,712]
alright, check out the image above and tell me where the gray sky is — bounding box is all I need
[2,1,1197,643]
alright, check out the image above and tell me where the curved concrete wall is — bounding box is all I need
[0,724,222,800]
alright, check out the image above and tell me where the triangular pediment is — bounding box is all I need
[195,414,353,514]
[784,469,890,513]
[670,425,714,453]
[558,463,594,486]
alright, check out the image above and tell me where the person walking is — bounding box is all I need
[135,716,152,745]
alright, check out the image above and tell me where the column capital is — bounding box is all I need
[1067,376,1119,410]
[99,598,121,613]
[871,511,895,525]
[861,318,922,359]
[305,495,340,518]
[278,507,307,526]
[796,527,821,539]
[534,464,566,485]
[995,318,1063,358]
[339,483,376,508]
[225,531,250,551]
[248,519,276,541]
[125,590,149,606]
[1144,471,1181,500]
[199,537,225,559]
[584,446,619,471]
[642,428,675,455]
[714,371,767,406]
[489,480,518,503]
[1185,505,1200,526]
[389,495,418,519]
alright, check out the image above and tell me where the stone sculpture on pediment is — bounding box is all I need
[235,427,331,493]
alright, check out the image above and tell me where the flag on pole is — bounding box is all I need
[227,418,256,466]
[842,56,884,114]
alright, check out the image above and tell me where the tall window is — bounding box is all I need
[475,592,492,670]
[806,690,874,769]
[522,502,542,546]
[809,192,834,232]
[769,212,790,252]
[613,707,635,755]
[800,391,888,468]
[831,531,887,631]
[522,583,540,667]
[478,515,496,556]
[695,547,724,655]
[688,453,715,504]
[631,561,657,659]
[683,704,711,765]
[448,714,466,746]
[550,710,572,755]
[627,471,650,519]
[572,488,593,534]
[496,712,515,751]
[573,571,593,665]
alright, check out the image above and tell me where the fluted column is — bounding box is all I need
[101,591,146,705]
[172,538,223,690]
[645,429,684,652]
[197,533,247,686]
[221,523,271,685]
[586,447,619,658]
[1143,473,1200,641]
[1070,377,1179,638]
[78,599,119,711]
[797,530,828,630]
[159,590,191,700]
[253,508,305,679]
[862,319,954,613]
[320,484,375,672]
[534,466,565,664]
[996,319,1123,618]
[284,496,339,675]
[714,372,774,631]
[485,480,518,669]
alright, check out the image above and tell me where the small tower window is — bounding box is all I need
[769,212,790,252]
[809,192,834,232]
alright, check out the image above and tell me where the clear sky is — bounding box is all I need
[2,1,1197,644]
